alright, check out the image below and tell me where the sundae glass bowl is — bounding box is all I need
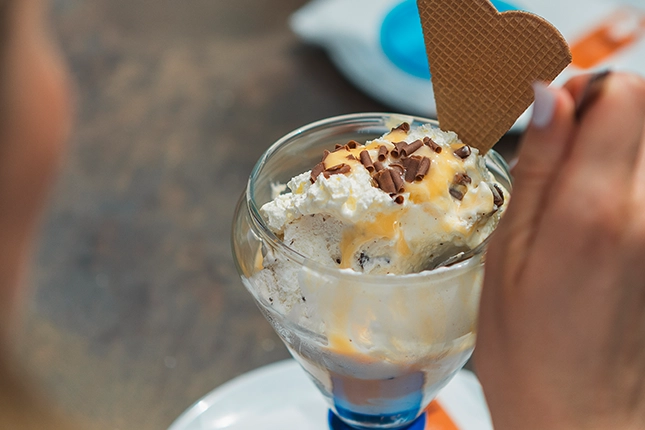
[232,113,512,429]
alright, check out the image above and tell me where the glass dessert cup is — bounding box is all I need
[232,113,512,429]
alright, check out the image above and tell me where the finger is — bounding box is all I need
[493,83,575,284]
[629,77,645,207]
[625,106,645,272]
[476,85,575,372]
[563,73,594,101]
[564,73,645,195]
[563,70,611,112]
[529,74,645,291]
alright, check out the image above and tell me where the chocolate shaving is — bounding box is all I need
[359,150,374,172]
[423,137,442,153]
[449,187,464,201]
[324,163,351,178]
[346,140,358,150]
[389,163,404,175]
[374,169,396,194]
[392,122,410,133]
[491,184,504,207]
[346,154,357,161]
[454,145,471,159]
[393,195,405,204]
[311,162,325,183]
[404,156,421,183]
[377,145,388,161]
[416,157,431,181]
[373,161,385,172]
[334,144,344,152]
[322,150,330,161]
[402,139,423,156]
[454,173,472,185]
[391,141,408,158]
[389,169,405,193]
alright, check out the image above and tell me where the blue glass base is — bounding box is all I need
[328,410,426,430]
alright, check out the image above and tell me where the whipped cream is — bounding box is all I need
[260,123,506,275]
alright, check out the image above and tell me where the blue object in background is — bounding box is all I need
[380,0,520,79]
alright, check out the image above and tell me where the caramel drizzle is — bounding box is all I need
[310,132,442,202]
[309,132,502,214]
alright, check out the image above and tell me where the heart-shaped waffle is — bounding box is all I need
[417,0,571,152]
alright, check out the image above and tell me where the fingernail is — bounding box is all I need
[575,70,611,121]
[508,156,519,172]
[531,82,557,129]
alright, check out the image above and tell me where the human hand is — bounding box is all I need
[475,71,645,430]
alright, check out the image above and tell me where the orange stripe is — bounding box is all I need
[424,400,459,430]
[571,8,645,69]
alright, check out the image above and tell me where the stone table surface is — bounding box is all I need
[15,1,519,429]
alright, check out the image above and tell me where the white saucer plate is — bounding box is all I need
[169,359,493,430]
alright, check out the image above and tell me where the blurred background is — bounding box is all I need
[13,0,545,429]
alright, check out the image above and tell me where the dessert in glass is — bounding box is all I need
[232,113,511,429]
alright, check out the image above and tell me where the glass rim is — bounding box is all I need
[245,112,510,284]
